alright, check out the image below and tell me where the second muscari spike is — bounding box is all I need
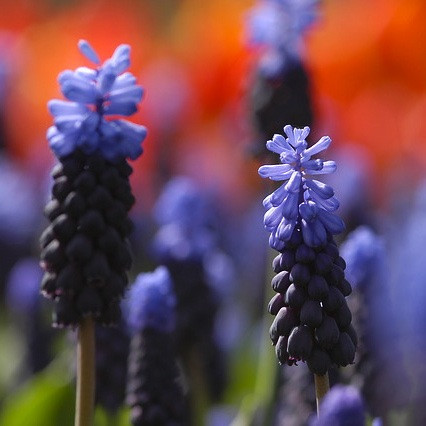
[259,125,357,375]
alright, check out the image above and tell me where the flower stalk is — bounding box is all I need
[75,317,95,426]
[314,372,330,415]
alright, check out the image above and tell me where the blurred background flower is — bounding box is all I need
[0,0,426,424]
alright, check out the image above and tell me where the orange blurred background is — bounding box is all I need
[1,0,425,211]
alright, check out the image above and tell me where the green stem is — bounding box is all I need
[75,317,95,426]
[314,373,330,416]
[186,347,209,426]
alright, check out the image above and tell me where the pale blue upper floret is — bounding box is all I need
[47,40,147,161]
[258,125,345,249]
[124,266,176,335]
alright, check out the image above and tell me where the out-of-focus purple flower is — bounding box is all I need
[322,146,373,227]
[152,176,218,261]
[391,181,426,347]
[258,125,344,249]
[340,226,386,290]
[310,385,366,426]
[6,257,43,314]
[124,266,176,335]
[0,156,40,245]
[245,0,319,76]
[154,176,215,229]
[47,40,147,161]
[204,249,236,299]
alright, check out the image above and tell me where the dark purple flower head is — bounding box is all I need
[245,0,319,76]
[311,385,366,426]
[47,40,147,161]
[6,257,44,314]
[124,266,176,335]
[258,125,344,250]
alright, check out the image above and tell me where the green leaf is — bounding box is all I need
[0,367,75,426]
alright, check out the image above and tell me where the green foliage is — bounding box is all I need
[0,367,74,426]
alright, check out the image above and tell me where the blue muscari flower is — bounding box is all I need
[154,176,215,229]
[245,0,319,77]
[390,181,426,348]
[258,125,344,250]
[340,226,386,291]
[152,176,217,261]
[124,266,176,335]
[47,40,147,161]
[310,385,366,426]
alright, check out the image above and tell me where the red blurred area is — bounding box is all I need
[306,0,426,175]
[1,0,426,209]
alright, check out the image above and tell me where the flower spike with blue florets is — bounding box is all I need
[124,267,188,425]
[259,125,356,376]
[259,125,344,251]
[40,40,146,328]
[47,39,146,161]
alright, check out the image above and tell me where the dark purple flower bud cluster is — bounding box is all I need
[153,176,227,400]
[245,0,318,157]
[152,177,227,402]
[259,126,357,375]
[40,151,135,327]
[249,62,313,159]
[125,268,188,426]
[95,320,130,413]
[126,330,188,426]
[269,228,356,374]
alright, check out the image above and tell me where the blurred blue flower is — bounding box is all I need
[152,176,218,261]
[6,257,43,314]
[258,125,344,249]
[124,266,176,335]
[245,0,319,76]
[154,176,215,229]
[390,181,426,348]
[311,385,366,426]
[47,40,147,161]
[340,226,386,291]
[0,155,40,245]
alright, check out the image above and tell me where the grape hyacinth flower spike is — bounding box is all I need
[39,40,146,426]
[125,267,188,426]
[258,125,357,409]
[245,0,319,157]
[40,39,146,327]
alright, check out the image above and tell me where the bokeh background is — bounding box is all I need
[0,0,426,425]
